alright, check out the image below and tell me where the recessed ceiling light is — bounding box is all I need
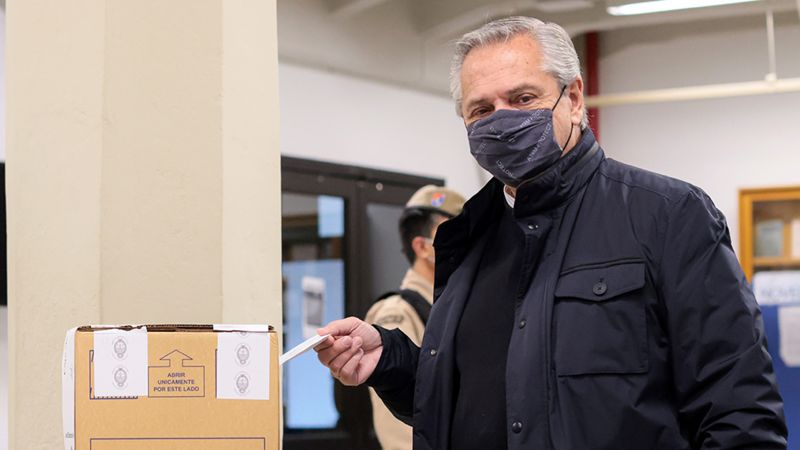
[536,0,595,13]
[607,0,760,16]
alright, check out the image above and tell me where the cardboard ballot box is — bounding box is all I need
[62,324,279,450]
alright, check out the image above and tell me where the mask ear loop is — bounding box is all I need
[552,84,574,151]
[552,85,567,110]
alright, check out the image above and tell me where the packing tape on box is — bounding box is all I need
[213,324,271,333]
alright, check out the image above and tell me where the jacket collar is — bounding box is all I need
[433,129,604,291]
[513,128,602,217]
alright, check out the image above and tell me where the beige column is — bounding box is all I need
[5,1,281,448]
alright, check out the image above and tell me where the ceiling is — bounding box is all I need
[277,0,799,96]
[322,0,799,39]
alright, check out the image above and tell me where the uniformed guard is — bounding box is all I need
[364,184,465,450]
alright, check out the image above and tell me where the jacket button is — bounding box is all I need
[593,281,608,296]
[519,319,527,329]
[511,421,523,433]
[429,349,437,356]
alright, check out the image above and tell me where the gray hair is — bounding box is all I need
[450,16,588,129]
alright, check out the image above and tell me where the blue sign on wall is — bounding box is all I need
[754,270,800,448]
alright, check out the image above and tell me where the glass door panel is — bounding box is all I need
[282,193,346,429]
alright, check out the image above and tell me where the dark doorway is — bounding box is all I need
[281,156,442,450]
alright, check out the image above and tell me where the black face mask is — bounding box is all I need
[467,86,573,187]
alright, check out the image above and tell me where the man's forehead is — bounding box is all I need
[461,34,542,74]
[460,35,554,106]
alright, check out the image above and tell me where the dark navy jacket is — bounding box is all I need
[367,131,787,450]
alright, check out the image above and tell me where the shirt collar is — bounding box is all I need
[503,186,516,209]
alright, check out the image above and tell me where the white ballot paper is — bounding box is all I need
[302,276,326,339]
[280,334,330,366]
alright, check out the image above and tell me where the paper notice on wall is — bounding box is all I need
[779,306,800,368]
[217,332,270,400]
[753,271,800,306]
[755,219,784,257]
[302,276,325,339]
[93,328,149,397]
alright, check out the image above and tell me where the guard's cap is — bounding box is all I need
[403,185,466,219]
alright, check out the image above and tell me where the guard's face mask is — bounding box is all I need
[467,85,572,187]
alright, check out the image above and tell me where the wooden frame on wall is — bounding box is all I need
[739,185,800,281]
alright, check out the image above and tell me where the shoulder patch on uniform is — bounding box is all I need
[376,314,405,326]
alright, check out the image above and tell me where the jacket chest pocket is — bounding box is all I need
[553,261,649,376]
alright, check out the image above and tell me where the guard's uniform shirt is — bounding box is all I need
[365,268,433,450]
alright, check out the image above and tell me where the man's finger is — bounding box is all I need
[338,349,365,386]
[317,317,361,337]
[329,339,363,377]
[317,336,353,367]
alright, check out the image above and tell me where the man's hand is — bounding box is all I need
[314,317,383,386]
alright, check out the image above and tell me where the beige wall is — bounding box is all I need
[221,0,282,324]
[6,2,105,447]
[101,1,225,323]
[5,1,281,448]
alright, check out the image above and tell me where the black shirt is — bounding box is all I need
[449,200,551,450]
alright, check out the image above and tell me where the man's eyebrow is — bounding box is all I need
[464,84,547,112]
[506,84,544,97]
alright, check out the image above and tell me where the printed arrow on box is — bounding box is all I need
[149,349,206,398]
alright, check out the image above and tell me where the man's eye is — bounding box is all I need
[517,94,536,105]
[471,108,490,119]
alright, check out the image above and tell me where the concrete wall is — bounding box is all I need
[279,62,487,198]
[4,1,281,448]
[277,0,453,95]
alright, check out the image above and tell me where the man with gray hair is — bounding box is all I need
[315,16,787,449]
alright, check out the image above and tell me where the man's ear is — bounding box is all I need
[411,236,430,260]
[568,77,585,126]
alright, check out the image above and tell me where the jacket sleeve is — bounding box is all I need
[365,325,420,426]
[657,190,787,449]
